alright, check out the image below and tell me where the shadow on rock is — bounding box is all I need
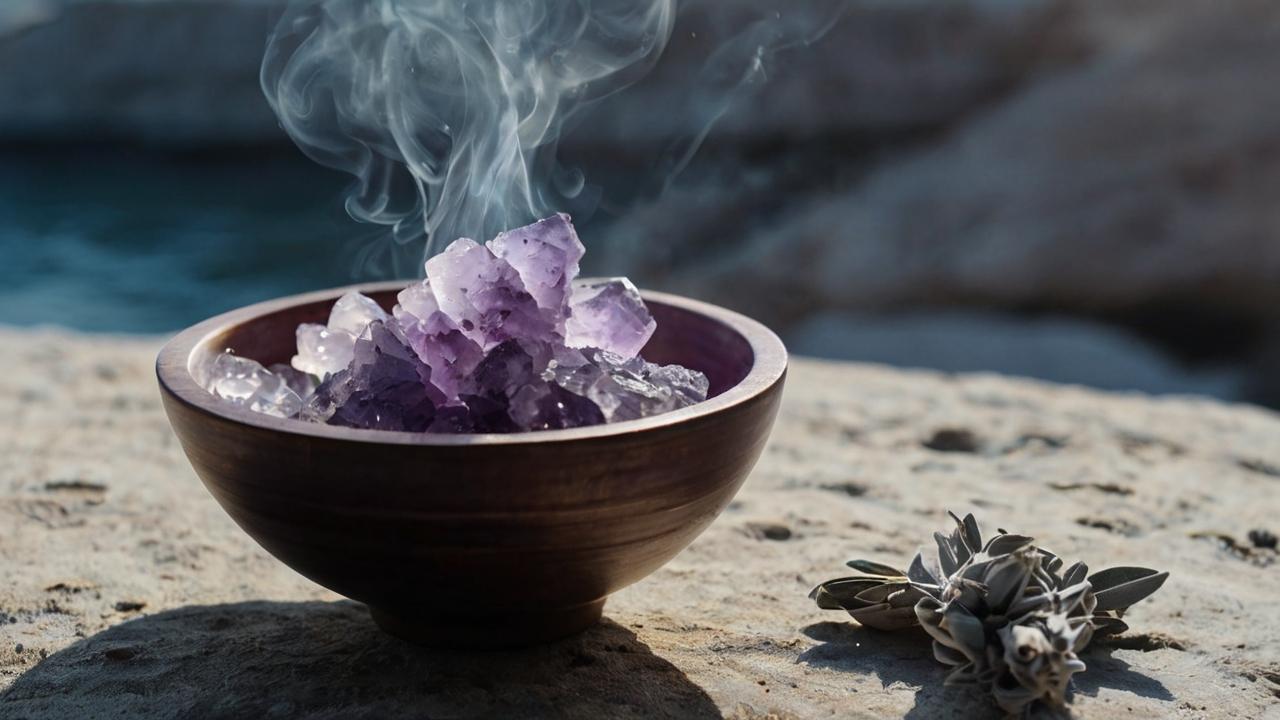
[799,620,991,720]
[0,600,721,720]
[1071,646,1175,703]
[800,621,1176,719]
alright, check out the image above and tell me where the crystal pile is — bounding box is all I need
[198,214,709,432]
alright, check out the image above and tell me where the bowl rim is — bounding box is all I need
[156,280,787,446]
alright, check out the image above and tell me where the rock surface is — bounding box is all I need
[786,310,1243,400]
[1,326,1278,719]
[606,0,1280,329]
[0,0,1048,147]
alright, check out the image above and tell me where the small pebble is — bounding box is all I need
[14,643,23,654]
[744,522,792,541]
[923,428,981,453]
[103,646,137,661]
[1247,529,1277,549]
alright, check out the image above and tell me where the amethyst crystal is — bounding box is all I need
[424,238,558,349]
[565,278,655,359]
[307,321,441,432]
[457,339,605,431]
[201,214,709,433]
[393,279,486,401]
[488,213,583,327]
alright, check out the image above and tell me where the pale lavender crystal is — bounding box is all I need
[565,278,655,359]
[487,212,584,330]
[393,280,486,401]
[307,321,441,432]
[202,351,302,418]
[291,291,388,378]
[424,238,557,349]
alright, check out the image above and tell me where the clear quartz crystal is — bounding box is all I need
[203,351,302,418]
[548,347,708,423]
[329,291,389,335]
[291,291,388,379]
[268,363,318,398]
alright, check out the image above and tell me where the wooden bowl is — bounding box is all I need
[156,281,787,647]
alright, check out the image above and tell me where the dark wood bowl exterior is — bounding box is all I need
[157,281,786,647]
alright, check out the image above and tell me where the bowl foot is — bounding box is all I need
[369,598,606,648]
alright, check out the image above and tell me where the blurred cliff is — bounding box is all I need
[2,0,1277,406]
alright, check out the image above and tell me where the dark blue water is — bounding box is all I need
[0,147,648,333]
[0,147,376,333]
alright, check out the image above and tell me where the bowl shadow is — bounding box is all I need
[1,601,721,719]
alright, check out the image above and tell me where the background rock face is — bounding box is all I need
[619,1,1280,319]
[1,327,1277,718]
[2,0,1277,405]
[0,0,282,145]
[0,0,1054,147]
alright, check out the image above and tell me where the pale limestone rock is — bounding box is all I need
[0,326,1277,718]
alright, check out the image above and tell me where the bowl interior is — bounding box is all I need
[201,284,755,399]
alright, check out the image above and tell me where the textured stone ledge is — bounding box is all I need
[0,327,1277,718]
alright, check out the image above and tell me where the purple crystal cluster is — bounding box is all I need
[199,214,709,433]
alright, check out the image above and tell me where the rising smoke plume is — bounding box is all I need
[262,0,846,275]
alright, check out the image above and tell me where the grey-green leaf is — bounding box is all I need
[846,559,906,577]
[811,577,889,606]
[1091,615,1130,636]
[907,552,938,585]
[1089,566,1161,592]
[933,642,968,666]
[943,604,987,661]
[1090,568,1169,611]
[984,533,1034,556]
[962,513,983,552]
[1044,555,1064,575]
[984,558,1032,612]
[935,532,959,577]
[811,587,847,610]
[850,604,920,631]
[855,583,902,604]
[1061,561,1089,588]
[1057,580,1093,614]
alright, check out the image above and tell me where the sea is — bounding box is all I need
[0,146,397,334]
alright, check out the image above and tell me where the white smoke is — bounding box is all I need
[262,0,846,275]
